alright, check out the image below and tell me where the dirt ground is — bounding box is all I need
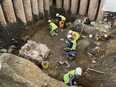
[20,20,116,87]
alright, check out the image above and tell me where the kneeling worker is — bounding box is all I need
[66,36,77,52]
[81,17,91,25]
[67,30,80,41]
[48,20,58,36]
[65,35,77,60]
[63,67,82,86]
[56,13,66,28]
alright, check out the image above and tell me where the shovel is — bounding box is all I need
[86,67,105,74]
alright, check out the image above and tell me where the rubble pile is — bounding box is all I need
[67,16,114,41]
[19,40,50,63]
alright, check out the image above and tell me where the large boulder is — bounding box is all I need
[0,53,67,87]
[19,40,50,63]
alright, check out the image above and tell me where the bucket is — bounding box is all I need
[41,61,49,69]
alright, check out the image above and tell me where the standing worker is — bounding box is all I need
[63,67,82,86]
[48,20,58,36]
[56,13,66,28]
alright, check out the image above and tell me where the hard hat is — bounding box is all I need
[68,30,72,34]
[75,67,82,76]
[67,35,72,39]
[78,19,81,23]
[56,13,59,17]
[48,20,51,23]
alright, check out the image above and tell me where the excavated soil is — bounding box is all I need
[19,20,116,87]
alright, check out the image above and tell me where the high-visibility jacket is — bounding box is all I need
[69,40,77,51]
[82,17,91,24]
[50,22,58,31]
[63,70,75,84]
[59,15,66,21]
[72,31,80,41]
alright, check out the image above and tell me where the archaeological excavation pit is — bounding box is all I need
[0,0,116,87]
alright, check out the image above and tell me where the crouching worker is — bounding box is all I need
[66,50,76,60]
[48,20,58,36]
[66,30,80,41]
[56,13,66,28]
[64,37,77,52]
[64,35,77,60]
[63,67,82,86]
[81,17,91,25]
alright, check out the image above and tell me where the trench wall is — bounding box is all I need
[0,0,106,27]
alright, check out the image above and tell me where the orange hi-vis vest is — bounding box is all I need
[72,31,80,41]
[59,20,64,28]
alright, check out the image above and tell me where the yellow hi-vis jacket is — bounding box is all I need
[50,22,58,31]
[70,40,77,51]
[63,70,75,84]
[72,31,80,41]
[59,15,66,21]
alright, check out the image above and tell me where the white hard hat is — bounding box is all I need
[68,30,72,34]
[56,13,59,17]
[75,67,82,76]
[78,19,81,23]
[67,35,72,39]
[48,20,51,23]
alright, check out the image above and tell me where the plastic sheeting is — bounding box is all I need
[103,0,116,12]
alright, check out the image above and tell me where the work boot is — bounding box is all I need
[64,48,69,52]
[54,33,58,36]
